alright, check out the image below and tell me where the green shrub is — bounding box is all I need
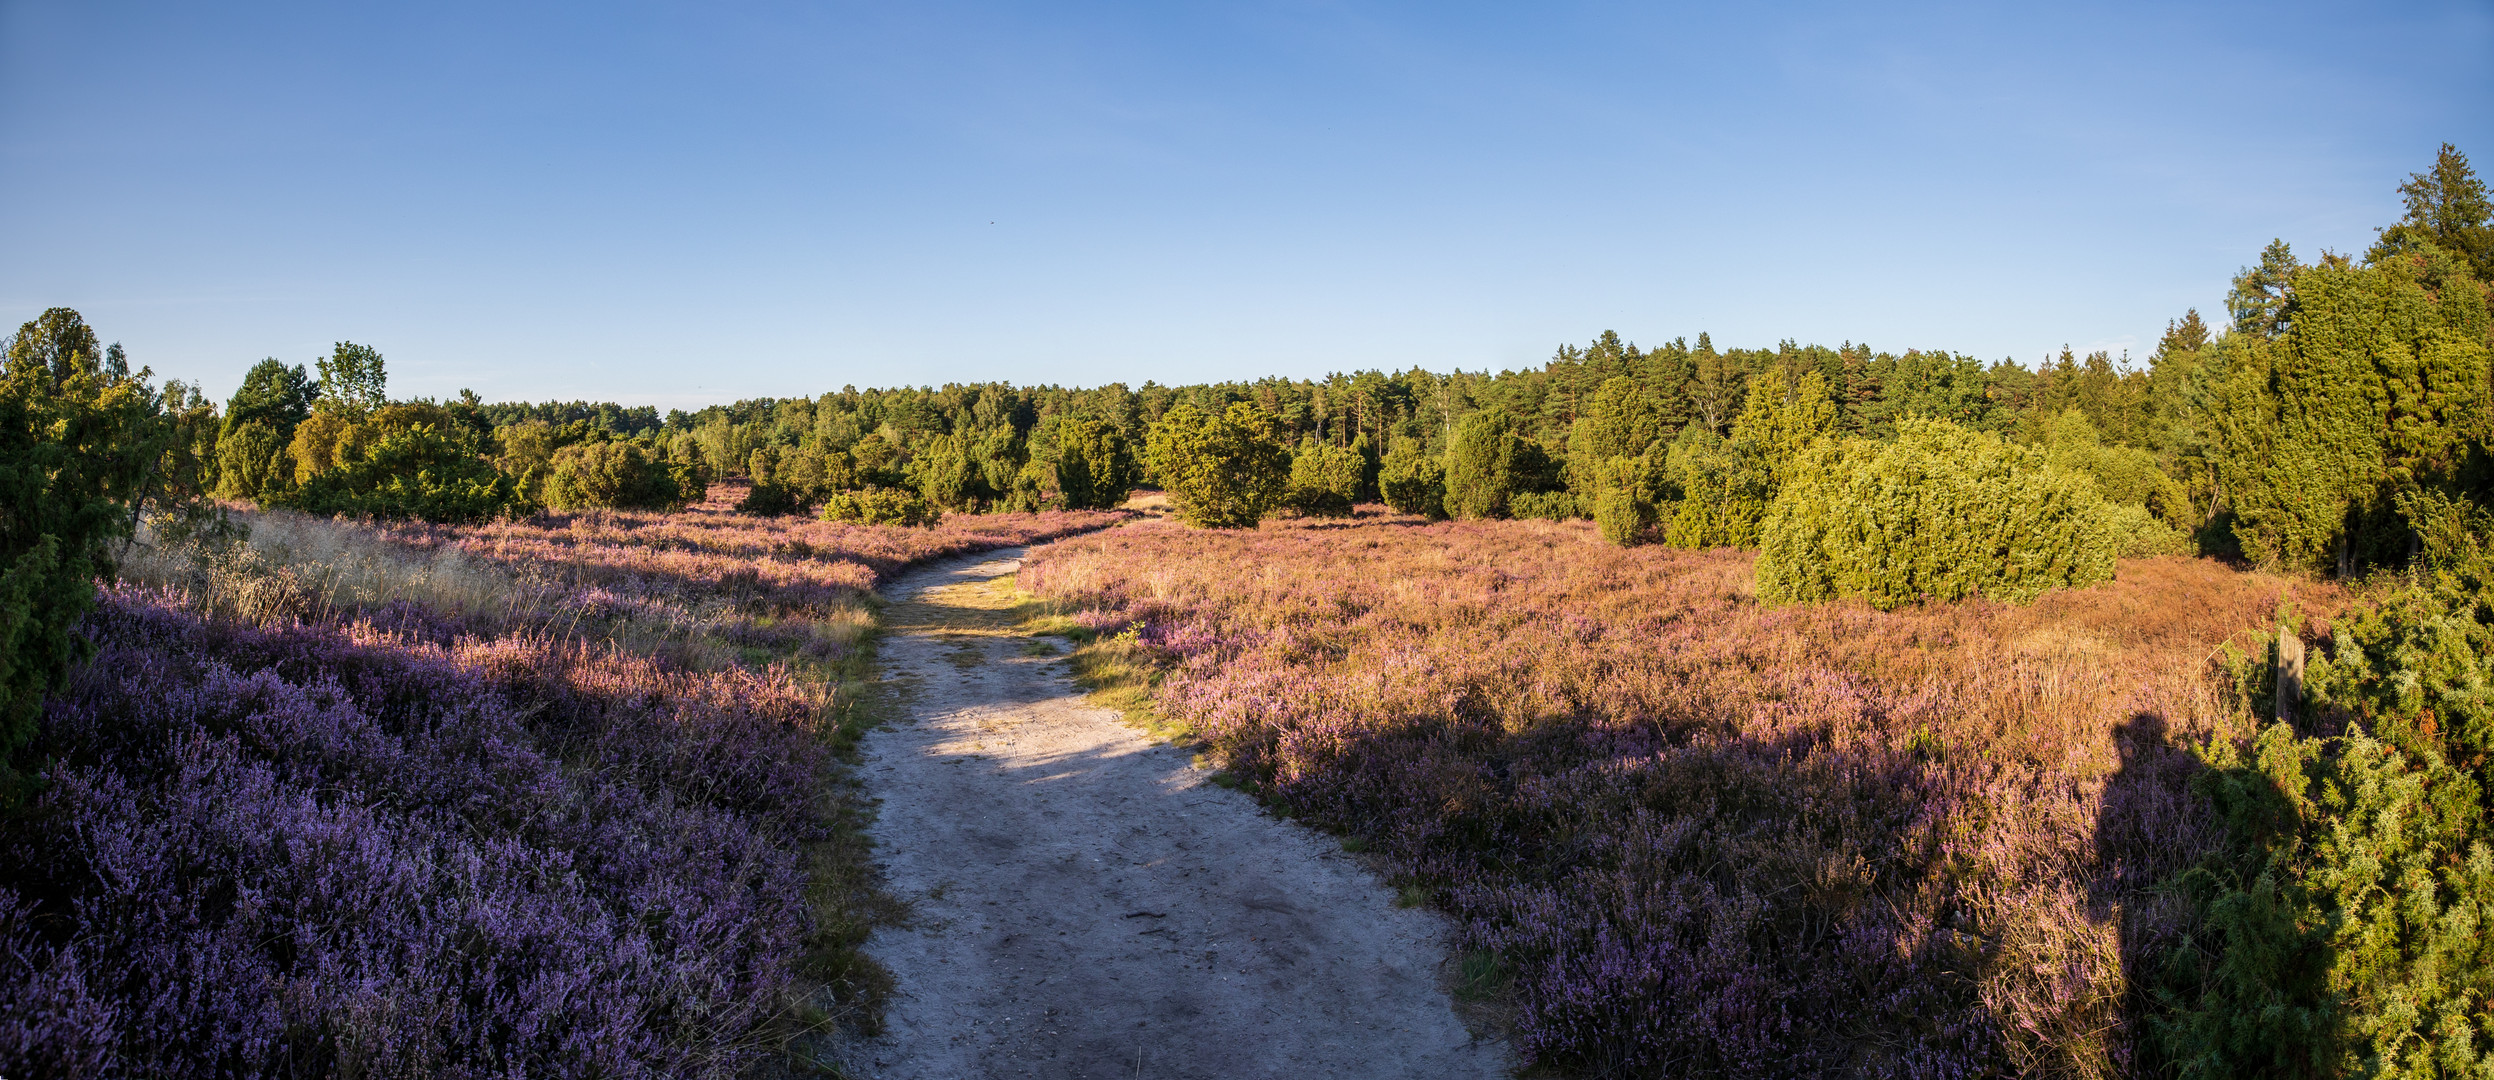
[2,308,169,803]
[1444,411,1539,519]
[1755,418,2117,609]
[1282,437,1363,518]
[1378,436,1446,519]
[1144,402,1289,529]
[1055,417,1141,510]
[1730,367,1839,482]
[819,486,939,527]
[274,424,518,524]
[547,441,692,512]
[1510,490,1580,522]
[735,483,803,516]
[2159,548,2494,1079]
[214,418,291,500]
[1591,487,1647,545]
[911,433,985,512]
[2044,409,2190,523]
[1659,427,1770,549]
[1002,458,1051,513]
[2105,502,2192,557]
[2204,256,2491,575]
[1584,451,1668,545]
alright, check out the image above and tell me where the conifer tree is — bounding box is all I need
[2369,142,2494,282]
[2207,254,2492,573]
[1687,332,1742,435]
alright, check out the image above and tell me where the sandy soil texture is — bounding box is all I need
[838,549,1510,1080]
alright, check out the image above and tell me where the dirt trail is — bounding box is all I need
[840,548,1509,1080]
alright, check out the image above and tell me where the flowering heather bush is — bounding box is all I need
[1,587,828,1077]
[2,486,1129,1076]
[1023,511,2343,1077]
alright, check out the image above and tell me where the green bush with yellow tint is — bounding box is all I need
[1755,418,2117,609]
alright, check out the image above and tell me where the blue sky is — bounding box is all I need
[3,2,2488,409]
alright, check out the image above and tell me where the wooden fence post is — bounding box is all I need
[2277,629,2304,726]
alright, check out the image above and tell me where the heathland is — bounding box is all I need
[3,144,2493,1077]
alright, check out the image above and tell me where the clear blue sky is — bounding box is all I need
[4,2,2488,409]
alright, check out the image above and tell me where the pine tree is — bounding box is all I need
[2369,142,2494,283]
[2229,241,2303,340]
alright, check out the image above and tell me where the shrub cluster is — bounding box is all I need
[544,440,695,512]
[1144,402,1290,528]
[1,309,172,804]
[1378,436,1447,519]
[1279,436,1366,518]
[2156,543,2494,1077]
[277,422,520,524]
[819,486,940,527]
[1756,419,2118,609]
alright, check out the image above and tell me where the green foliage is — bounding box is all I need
[1055,417,1141,510]
[2045,409,2192,522]
[2161,549,2494,1079]
[1144,402,1289,529]
[224,358,316,440]
[1378,436,1446,519]
[911,432,987,512]
[1443,411,1518,520]
[2229,240,2304,340]
[214,419,291,500]
[2205,255,2491,575]
[2104,502,2192,557]
[974,427,1028,505]
[491,418,573,500]
[1584,451,1670,546]
[1509,490,1579,521]
[1442,411,1555,520]
[1568,377,1664,470]
[819,486,939,527]
[1731,366,1839,480]
[1591,486,1644,544]
[1282,437,1363,518]
[1854,350,1996,438]
[313,341,388,414]
[1660,427,1770,549]
[546,441,691,512]
[2369,142,2494,284]
[273,424,517,524]
[737,482,803,516]
[1755,418,2118,609]
[1,308,175,803]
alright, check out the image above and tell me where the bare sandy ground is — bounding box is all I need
[837,549,1510,1080]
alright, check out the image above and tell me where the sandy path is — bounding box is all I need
[840,549,1509,1080]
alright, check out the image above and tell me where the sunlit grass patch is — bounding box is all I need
[1014,584,1190,745]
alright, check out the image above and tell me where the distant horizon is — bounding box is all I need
[6,2,2487,408]
[190,333,2161,415]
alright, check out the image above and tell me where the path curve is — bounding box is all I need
[841,548,1509,1080]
